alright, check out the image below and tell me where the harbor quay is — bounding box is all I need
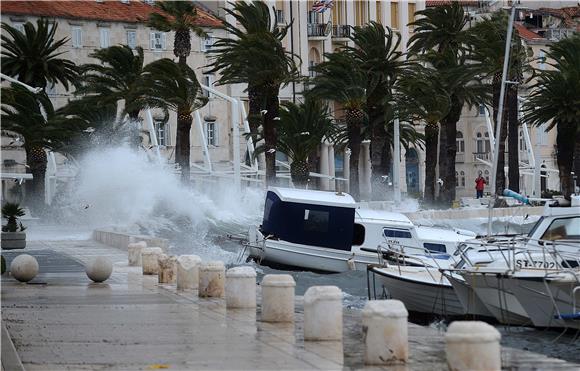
[1,237,577,371]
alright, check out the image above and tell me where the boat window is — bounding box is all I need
[527,216,544,237]
[353,223,365,245]
[263,198,274,222]
[303,209,329,233]
[540,217,580,241]
[423,243,446,253]
[383,228,412,239]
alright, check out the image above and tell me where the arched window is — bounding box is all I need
[308,47,321,78]
[519,130,527,151]
[484,169,490,184]
[455,171,459,187]
[484,132,491,153]
[476,132,485,153]
[460,171,465,187]
[456,131,465,153]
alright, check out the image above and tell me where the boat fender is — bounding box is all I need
[347,255,356,271]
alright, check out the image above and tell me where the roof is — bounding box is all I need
[355,209,413,226]
[0,1,221,28]
[415,225,475,243]
[426,0,480,7]
[538,6,580,29]
[514,23,544,41]
[268,187,357,208]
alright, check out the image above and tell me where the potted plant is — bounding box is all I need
[1,202,27,249]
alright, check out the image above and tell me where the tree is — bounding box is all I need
[469,12,530,194]
[397,65,451,202]
[345,22,407,200]
[1,85,85,210]
[1,19,78,90]
[254,98,336,188]
[408,3,487,206]
[148,1,206,182]
[206,1,299,185]
[309,52,367,199]
[130,59,207,181]
[523,35,580,199]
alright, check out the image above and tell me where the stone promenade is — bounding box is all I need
[1,240,576,370]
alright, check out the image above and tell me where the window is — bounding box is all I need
[479,104,486,116]
[391,3,399,29]
[519,130,527,151]
[127,30,137,49]
[201,34,214,52]
[263,198,274,222]
[541,217,580,241]
[202,74,213,98]
[303,209,329,233]
[99,28,110,48]
[150,31,165,50]
[537,123,548,145]
[484,132,491,152]
[353,223,365,245]
[154,120,167,146]
[456,131,465,153]
[408,3,416,25]
[484,169,489,183]
[455,172,459,187]
[476,132,484,153]
[424,243,446,253]
[383,228,412,239]
[460,171,465,187]
[539,50,545,70]
[308,11,321,24]
[355,1,367,26]
[72,27,83,48]
[206,121,217,146]
[308,60,317,78]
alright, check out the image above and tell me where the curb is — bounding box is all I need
[1,322,25,371]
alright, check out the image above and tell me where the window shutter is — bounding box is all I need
[214,122,219,146]
[150,32,155,49]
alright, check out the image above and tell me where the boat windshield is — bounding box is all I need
[527,216,544,238]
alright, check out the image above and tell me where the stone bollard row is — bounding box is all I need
[141,247,164,275]
[304,286,343,341]
[199,261,225,298]
[261,274,295,323]
[445,321,501,371]
[158,254,177,284]
[85,256,113,283]
[128,241,147,266]
[226,266,257,309]
[176,255,201,290]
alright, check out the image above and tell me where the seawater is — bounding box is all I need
[40,145,578,365]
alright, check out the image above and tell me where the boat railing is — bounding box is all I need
[376,244,451,284]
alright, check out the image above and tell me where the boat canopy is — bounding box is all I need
[261,188,356,251]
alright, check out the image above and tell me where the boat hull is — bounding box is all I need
[370,266,466,316]
[446,274,495,318]
[460,272,531,325]
[502,275,580,329]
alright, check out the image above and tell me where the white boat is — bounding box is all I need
[248,187,476,273]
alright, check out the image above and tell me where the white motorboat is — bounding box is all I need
[247,187,476,273]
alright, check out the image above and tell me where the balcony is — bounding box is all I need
[332,25,350,40]
[308,22,331,39]
[275,9,285,24]
[455,153,465,163]
[473,152,491,162]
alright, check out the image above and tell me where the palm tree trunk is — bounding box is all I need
[175,111,192,183]
[346,116,362,200]
[507,86,520,193]
[574,128,580,191]
[370,125,389,201]
[424,121,439,203]
[556,123,576,199]
[25,146,47,213]
[247,85,263,145]
[263,85,280,185]
[290,160,309,188]
[438,96,462,206]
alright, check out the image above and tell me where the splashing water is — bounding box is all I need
[54,145,264,262]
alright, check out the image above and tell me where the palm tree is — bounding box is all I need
[397,65,451,202]
[407,3,487,206]
[254,98,336,188]
[206,1,299,185]
[468,12,529,194]
[130,59,207,181]
[1,85,85,210]
[78,46,145,122]
[309,52,367,199]
[1,19,78,90]
[523,35,580,199]
[345,22,407,200]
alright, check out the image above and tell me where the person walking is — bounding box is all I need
[475,173,486,199]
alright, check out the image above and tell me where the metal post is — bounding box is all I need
[488,5,516,237]
[232,99,241,192]
[145,109,162,161]
[393,118,401,204]
[194,110,212,173]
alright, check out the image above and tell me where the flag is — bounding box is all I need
[312,0,334,13]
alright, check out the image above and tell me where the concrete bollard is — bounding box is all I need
[10,254,39,283]
[176,255,201,290]
[304,286,343,341]
[261,274,295,323]
[445,321,501,371]
[158,254,177,284]
[128,241,147,266]
[85,256,113,283]
[198,261,226,298]
[226,266,257,309]
[362,300,409,365]
[141,247,164,275]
